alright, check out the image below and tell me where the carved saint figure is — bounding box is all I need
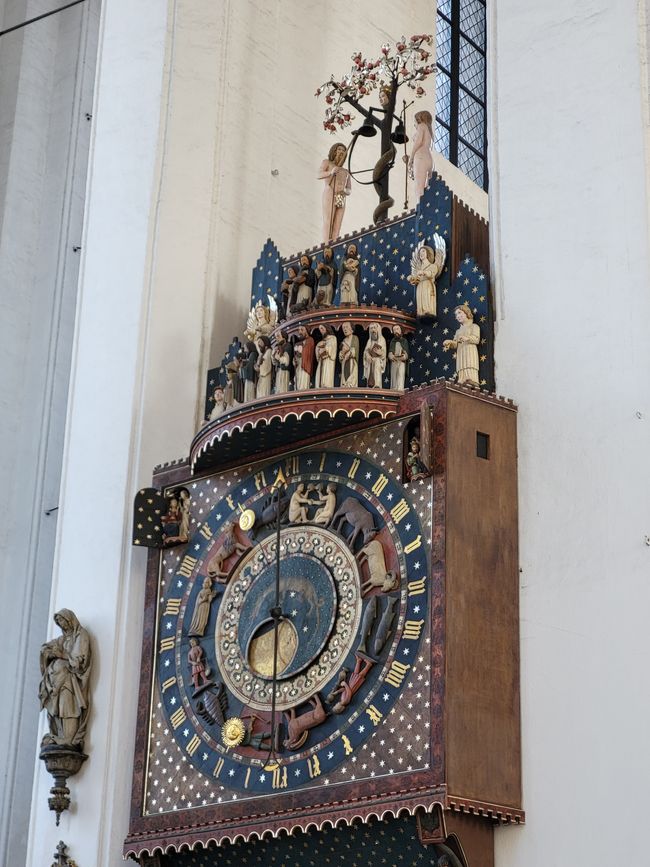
[244,297,278,342]
[403,110,434,202]
[228,355,243,406]
[272,333,292,394]
[357,537,399,595]
[313,483,337,525]
[443,303,481,386]
[408,237,446,318]
[189,576,218,636]
[161,490,190,546]
[339,244,360,305]
[280,265,298,319]
[255,336,273,399]
[293,326,315,391]
[406,436,430,481]
[293,254,316,308]
[339,321,359,387]
[318,142,351,243]
[209,386,226,421]
[388,324,409,391]
[288,483,311,523]
[314,247,338,307]
[327,653,374,714]
[363,322,387,388]
[39,609,92,747]
[242,341,258,403]
[314,325,338,389]
[188,638,213,693]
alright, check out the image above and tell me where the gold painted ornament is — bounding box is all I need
[221,717,246,748]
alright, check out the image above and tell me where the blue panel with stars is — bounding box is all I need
[156,449,430,798]
[204,174,493,411]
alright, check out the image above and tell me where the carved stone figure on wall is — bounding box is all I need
[443,303,481,386]
[188,577,218,636]
[188,638,213,695]
[255,336,273,399]
[408,237,446,318]
[245,297,278,342]
[403,110,434,202]
[39,609,92,747]
[242,341,258,403]
[272,333,292,394]
[388,324,409,390]
[314,325,338,388]
[318,142,351,243]
[363,322,387,388]
[314,246,338,306]
[339,321,359,387]
[406,435,430,481]
[339,243,360,305]
[293,326,315,391]
[280,265,298,319]
[293,254,316,308]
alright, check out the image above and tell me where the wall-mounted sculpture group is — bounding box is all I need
[200,228,488,427]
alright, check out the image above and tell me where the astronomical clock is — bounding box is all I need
[125,177,522,867]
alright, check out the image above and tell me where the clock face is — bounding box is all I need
[157,449,428,794]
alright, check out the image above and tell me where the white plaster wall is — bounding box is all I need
[0,1,99,864]
[490,1,650,863]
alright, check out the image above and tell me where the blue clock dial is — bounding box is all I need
[157,450,429,794]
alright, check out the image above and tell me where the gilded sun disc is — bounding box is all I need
[238,508,256,532]
[221,717,246,748]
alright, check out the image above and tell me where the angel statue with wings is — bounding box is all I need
[407,235,446,318]
[244,296,278,342]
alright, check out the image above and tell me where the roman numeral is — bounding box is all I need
[366,705,383,726]
[178,555,197,578]
[254,470,266,490]
[403,619,425,640]
[170,707,186,729]
[404,535,422,554]
[385,660,411,688]
[244,768,251,789]
[348,457,361,479]
[159,637,175,652]
[199,524,213,540]
[272,766,288,789]
[163,598,181,616]
[214,758,224,778]
[342,735,353,756]
[285,456,299,477]
[307,755,321,778]
[186,734,201,756]
[390,498,410,523]
[371,474,389,496]
[161,676,177,693]
[226,495,235,510]
[407,578,426,596]
[319,452,327,471]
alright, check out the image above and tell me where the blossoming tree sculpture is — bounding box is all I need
[316,35,435,225]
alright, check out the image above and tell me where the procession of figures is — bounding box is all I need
[205,231,481,423]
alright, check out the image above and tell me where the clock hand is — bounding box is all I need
[266,476,286,764]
